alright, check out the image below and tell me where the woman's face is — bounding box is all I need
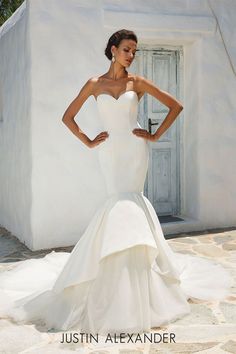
[111,39,137,67]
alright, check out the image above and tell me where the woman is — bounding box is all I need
[0,29,233,337]
[61,30,183,148]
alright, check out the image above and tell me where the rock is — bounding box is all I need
[0,320,50,354]
[195,238,212,244]
[168,242,191,252]
[149,341,219,353]
[219,302,236,324]
[221,340,236,354]
[214,235,236,245]
[173,303,218,325]
[175,250,196,255]
[171,238,198,244]
[192,245,228,258]
[167,324,236,341]
[222,243,236,251]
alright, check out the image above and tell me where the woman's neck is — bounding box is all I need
[105,62,128,81]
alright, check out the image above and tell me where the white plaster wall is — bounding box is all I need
[0,2,32,247]
[28,0,108,249]
[198,7,236,228]
[1,0,235,250]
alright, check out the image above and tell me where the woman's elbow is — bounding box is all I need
[62,114,73,123]
[175,102,183,111]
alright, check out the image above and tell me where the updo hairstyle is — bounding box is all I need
[104,29,138,61]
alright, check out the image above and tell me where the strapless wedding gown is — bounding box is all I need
[0,90,233,336]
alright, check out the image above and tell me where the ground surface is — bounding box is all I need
[0,226,236,354]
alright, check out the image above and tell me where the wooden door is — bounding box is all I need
[131,46,183,216]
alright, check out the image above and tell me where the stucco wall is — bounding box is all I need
[198,1,236,228]
[0,2,32,247]
[28,0,108,249]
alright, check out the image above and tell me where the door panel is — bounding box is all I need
[131,47,182,216]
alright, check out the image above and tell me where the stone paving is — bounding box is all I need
[0,226,236,353]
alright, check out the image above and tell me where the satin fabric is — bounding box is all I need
[0,91,233,336]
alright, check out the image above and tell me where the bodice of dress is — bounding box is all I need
[96,90,140,136]
[95,90,149,196]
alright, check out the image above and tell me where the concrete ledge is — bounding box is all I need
[162,217,206,235]
[163,218,236,236]
[161,217,214,235]
[103,10,216,34]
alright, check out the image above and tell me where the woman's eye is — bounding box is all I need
[124,49,136,55]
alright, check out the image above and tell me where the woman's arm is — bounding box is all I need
[62,78,96,147]
[135,76,183,141]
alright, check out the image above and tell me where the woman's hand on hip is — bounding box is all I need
[87,131,109,148]
[132,128,157,142]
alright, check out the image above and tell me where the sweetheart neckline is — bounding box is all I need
[94,90,139,102]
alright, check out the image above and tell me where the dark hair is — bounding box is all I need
[104,29,138,61]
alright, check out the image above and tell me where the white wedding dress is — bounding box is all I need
[0,90,233,336]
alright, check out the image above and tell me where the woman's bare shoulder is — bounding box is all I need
[129,74,146,82]
[86,76,107,88]
[82,77,101,95]
[130,74,158,92]
[128,73,147,85]
[89,75,108,82]
[86,76,100,85]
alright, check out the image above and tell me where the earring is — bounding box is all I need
[112,53,115,63]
